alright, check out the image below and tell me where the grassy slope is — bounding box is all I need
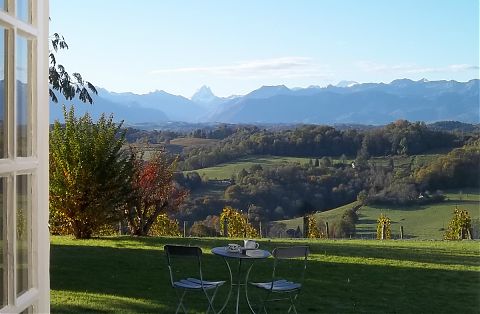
[184,153,439,180]
[185,155,344,180]
[279,190,480,240]
[50,236,480,313]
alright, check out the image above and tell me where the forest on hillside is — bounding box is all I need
[122,120,480,236]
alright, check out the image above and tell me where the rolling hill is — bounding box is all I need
[277,189,480,240]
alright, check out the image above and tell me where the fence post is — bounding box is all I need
[325,221,329,239]
[400,226,404,239]
[223,218,228,238]
[259,221,262,238]
[183,221,187,238]
[467,228,473,240]
[381,223,386,240]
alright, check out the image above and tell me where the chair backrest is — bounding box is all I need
[164,245,203,287]
[165,245,202,258]
[271,246,309,288]
[273,246,309,259]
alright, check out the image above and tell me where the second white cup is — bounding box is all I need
[243,239,259,249]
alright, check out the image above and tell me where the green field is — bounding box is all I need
[50,236,480,313]
[185,153,440,180]
[279,190,480,240]
[186,155,330,180]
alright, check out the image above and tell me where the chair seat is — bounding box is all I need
[250,279,301,292]
[173,277,225,290]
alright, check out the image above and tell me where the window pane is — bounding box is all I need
[0,28,6,158]
[16,174,31,296]
[16,0,31,23]
[0,178,6,308]
[16,35,32,157]
[0,0,4,12]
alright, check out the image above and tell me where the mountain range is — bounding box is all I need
[49,79,479,125]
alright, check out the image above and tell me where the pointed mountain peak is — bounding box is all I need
[191,85,220,104]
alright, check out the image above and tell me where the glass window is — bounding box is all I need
[0,177,6,307]
[0,0,5,12]
[0,28,6,158]
[16,0,31,24]
[16,35,32,157]
[16,174,31,296]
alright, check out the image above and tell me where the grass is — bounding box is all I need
[50,236,480,313]
[169,137,220,148]
[185,155,335,180]
[185,153,441,180]
[279,189,480,240]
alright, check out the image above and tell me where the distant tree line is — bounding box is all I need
[180,120,466,170]
[175,160,364,224]
[124,128,182,144]
[414,141,480,190]
[174,142,480,226]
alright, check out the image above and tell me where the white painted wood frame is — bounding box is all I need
[0,0,49,313]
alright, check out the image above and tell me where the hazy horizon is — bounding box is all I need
[50,0,479,98]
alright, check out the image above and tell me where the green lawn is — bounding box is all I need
[51,236,480,313]
[278,190,480,240]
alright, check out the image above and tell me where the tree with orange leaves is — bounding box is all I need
[126,150,188,236]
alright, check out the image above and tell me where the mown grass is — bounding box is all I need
[278,190,480,240]
[50,236,480,313]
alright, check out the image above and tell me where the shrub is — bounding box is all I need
[376,214,392,240]
[444,208,473,240]
[49,107,132,239]
[305,215,324,238]
[220,206,258,238]
[148,214,181,237]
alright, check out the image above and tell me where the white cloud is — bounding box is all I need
[356,61,479,74]
[151,57,330,79]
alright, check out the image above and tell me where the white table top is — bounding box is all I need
[211,246,271,259]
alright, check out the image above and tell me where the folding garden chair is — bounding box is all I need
[164,245,225,314]
[248,246,309,314]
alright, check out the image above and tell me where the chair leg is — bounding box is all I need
[175,289,188,314]
[257,290,271,314]
[287,294,298,314]
[205,286,219,314]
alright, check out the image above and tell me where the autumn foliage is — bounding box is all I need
[376,214,392,240]
[305,215,324,238]
[125,151,187,236]
[444,207,472,240]
[220,206,258,238]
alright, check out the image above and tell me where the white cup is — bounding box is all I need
[227,243,241,252]
[243,239,259,249]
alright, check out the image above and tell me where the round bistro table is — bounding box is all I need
[212,246,271,314]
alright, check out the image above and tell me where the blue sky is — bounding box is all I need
[50,0,479,97]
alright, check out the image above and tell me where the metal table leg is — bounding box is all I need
[235,259,243,314]
[218,257,233,314]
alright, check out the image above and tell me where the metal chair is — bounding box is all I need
[164,245,225,314]
[248,246,309,314]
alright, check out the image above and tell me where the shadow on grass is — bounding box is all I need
[51,238,480,313]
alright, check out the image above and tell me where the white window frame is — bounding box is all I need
[0,0,49,313]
